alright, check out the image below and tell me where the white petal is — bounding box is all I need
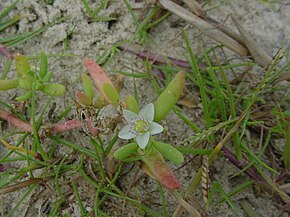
[135,132,150,149]
[149,122,163,135]
[123,109,138,123]
[139,103,154,122]
[118,125,136,139]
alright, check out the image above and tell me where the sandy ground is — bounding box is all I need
[0,0,290,216]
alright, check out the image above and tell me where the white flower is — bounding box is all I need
[118,103,163,149]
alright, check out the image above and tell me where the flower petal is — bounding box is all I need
[149,122,163,135]
[118,125,136,139]
[139,103,154,122]
[123,109,138,123]
[135,132,150,149]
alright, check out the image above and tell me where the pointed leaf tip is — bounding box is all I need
[154,71,185,122]
[84,58,115,103]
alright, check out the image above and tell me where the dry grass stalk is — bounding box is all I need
[159,0,248,56]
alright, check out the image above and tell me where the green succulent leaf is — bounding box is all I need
[103,83,120,107]
[153,141,184,164]
[125,95,139,113]
[154,71,185,122]
[114,143,139,160]
[16,90,32,101]
[81,73,94,101]
[40,83,65,96]
[18,76,34,90]
[0,79,19,90]
[42,72,52,83]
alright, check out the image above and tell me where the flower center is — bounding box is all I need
[132,119,148,133]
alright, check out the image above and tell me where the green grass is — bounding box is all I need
[0,0,290,216]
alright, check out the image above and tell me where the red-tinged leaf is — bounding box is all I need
[75,90,92,106]
[139,147,180,189]
[84,58,114,103]
[85,116,99,137]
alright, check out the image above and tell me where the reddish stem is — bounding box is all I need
[49,118,82,134]
[0,43,13,59]
[222,146,267,184]
[0,109,83,134]
[120,45,204,69]
[0,109,33,132]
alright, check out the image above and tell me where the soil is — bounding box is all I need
[0,0,289,217]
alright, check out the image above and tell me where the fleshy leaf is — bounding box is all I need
[14,53,31,77]
[84,58,114,103]
[139,147,180,189]
[40,83,65,96]
[16,90,32,101]
[18,76,34,90]
[0,79,19,90]
[103,83,120,107]
[114,143,139,160]
[154,71,185,122]
[81,73,94,101]
[153,141,184,164]
[75,90,92,106]
[125,95,139,113]
[93,94,108,109]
